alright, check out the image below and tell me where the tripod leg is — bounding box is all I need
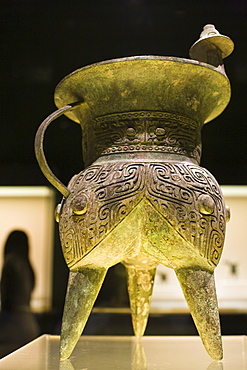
[126,265,156,339]
[60,267,107,360]
[175,267,223,361]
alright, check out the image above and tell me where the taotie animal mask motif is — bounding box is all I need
[35,24,233,361]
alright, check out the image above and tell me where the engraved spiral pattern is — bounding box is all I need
[59,161,226,268]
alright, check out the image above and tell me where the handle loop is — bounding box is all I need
[35,103,79,198]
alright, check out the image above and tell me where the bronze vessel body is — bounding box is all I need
[35,25,234,360]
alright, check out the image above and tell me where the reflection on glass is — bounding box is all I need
[207,360,224,370]
[59,358,75,370]
[131,340,148,370]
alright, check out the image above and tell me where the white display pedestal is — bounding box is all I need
[0,335,246,369]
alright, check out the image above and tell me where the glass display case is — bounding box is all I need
[0,335,246,370]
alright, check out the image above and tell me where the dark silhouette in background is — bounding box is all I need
[0,230,40,358]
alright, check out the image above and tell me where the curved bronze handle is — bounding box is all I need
[35,103,79,198]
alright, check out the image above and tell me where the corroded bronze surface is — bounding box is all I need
[60,160,226,270]
[35,25,234,361]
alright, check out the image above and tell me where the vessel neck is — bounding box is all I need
[82,110,202,166]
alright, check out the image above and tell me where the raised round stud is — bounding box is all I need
[71,194,88,215]
[198,194,215,215]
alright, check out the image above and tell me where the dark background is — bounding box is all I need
[1,0,247,333]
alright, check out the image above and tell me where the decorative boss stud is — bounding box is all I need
[35,25,234,361]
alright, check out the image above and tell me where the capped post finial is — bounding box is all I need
[189,24,234,67]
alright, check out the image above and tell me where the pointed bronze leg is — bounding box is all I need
[175,267,223,361]
[125,265,156,339]
[60,267,107,360]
